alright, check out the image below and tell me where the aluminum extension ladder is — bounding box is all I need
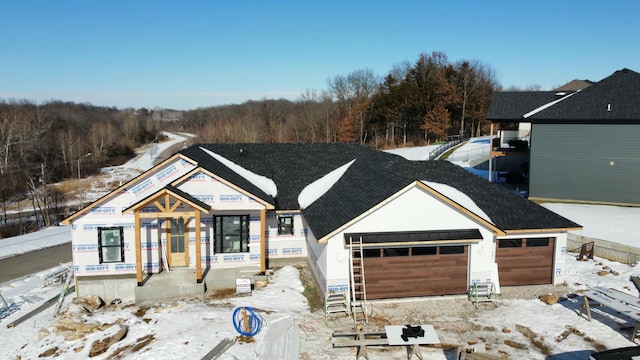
[349,236,368,324]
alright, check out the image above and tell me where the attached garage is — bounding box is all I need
[496,237,555,286]
[346,230,482,300]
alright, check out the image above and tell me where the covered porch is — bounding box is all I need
[123,185,213,286]
[123,184,271,297]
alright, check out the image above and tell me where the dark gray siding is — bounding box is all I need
[529,124,640,205]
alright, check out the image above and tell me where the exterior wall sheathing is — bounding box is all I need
[70,161,309,300]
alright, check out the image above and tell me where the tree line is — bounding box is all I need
[184,51,497,148]
[0,51,498,237]
[0,100,161,236]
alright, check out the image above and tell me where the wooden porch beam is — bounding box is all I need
[165,217,171,270]
[195,210,202,283]
[169,199,182,212]
[135,211,142,285]
[153,200,166,212]
[260,208,266,274]
[489,122,494,182]
[137,211,197,219]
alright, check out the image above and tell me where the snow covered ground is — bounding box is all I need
[1,136,640,359]
[2,254,640,359]
[0,132,192,261]
[0,226,71,261]
[83,131,194,205]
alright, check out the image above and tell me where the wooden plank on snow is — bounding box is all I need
[581,290,640,322]
[200,338,235,360]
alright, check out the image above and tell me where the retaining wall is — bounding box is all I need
[567,233,640,265]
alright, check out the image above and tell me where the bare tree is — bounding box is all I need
[453,60,498,138]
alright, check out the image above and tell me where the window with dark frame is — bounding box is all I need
[357,246,468,257]
[98,227,124,263]
[526,238,550,247]
[439,245,465,254]
[363,248,381,258]
[412,247,437,256]
[215,215,250,253]
[499,239,523,248]
[277,215,294,235]
[383,248,410,257]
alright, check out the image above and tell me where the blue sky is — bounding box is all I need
[1,1,638,110]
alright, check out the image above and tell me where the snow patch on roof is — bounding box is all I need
[523,90,579,118]
[422,180,493,224]
[384,145,439,161]
[199,146,278,197]
[298,159,355,209]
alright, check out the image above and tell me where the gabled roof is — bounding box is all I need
[179,143,386,209]
[177,143,580,240]
[390,161,580,233]
[530,68,640,123]
[487,68,640,124]
[179,145,277,207]
[554,79,593,92]
[122,184,211,214]
[301,151,416,238]
[486,91,567,121]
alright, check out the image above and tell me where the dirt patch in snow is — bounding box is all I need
[108,334,156,359]
[319,282,592,358]
[30,264,599,359]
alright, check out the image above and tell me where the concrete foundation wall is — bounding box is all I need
[76,275,137,304]
[568,233,640,265]
[136,284,205,304]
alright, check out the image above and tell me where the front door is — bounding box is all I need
[169,218,188,267]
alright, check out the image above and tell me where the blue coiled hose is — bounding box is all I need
[232,306,263,336]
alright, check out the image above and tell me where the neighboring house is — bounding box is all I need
[487,68,640,206]
[61,143,580,304]
[486,91,574,183]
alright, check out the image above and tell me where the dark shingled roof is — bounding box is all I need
[389,161,580,234]
[487,91,565,121]
[530,68,640,123]
[164,184,211,211]
[554,79,593,92]
[487,68,640,124]
[345,229,483,245]
[178,143,580,240]
[180,145,276,207]
[180,143,385,209]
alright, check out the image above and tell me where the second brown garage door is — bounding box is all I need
[360,245,469,300]
[496,237,555,286]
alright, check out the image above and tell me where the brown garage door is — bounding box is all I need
[360,245,469,300]
[496,237,555,286]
